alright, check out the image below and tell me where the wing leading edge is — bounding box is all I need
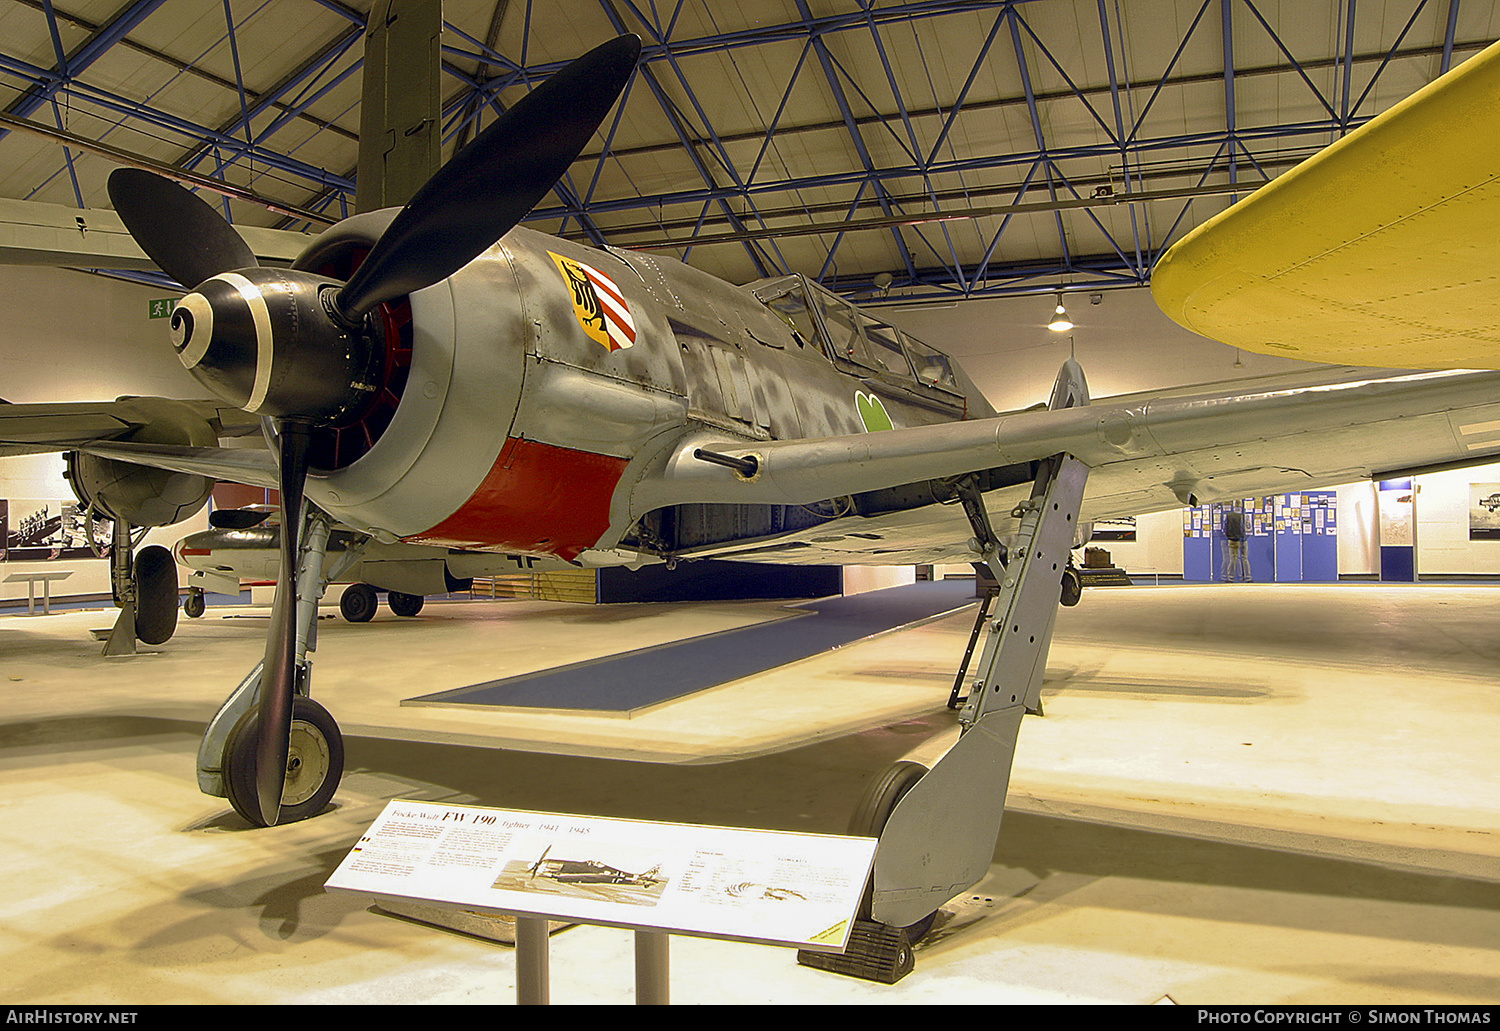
[0,396,263,459]
[633,364,1500,541]
[1150,39,1500,370]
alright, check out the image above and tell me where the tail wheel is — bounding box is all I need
[1060,566,1082,607]
[183,588,206,619]
[340,582,377,622]
[134,544,179,644]
[387,591,424,617]
[223,695,343,826]
[849,761,938,943]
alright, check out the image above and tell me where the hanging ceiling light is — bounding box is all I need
[1047,294,1074,332]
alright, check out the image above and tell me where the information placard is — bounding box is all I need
[325,801,878,952]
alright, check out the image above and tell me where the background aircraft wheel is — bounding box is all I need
[183,588,206,619]
[1060,567,1082,607]
[134,544,179,644]
[339,582,377,622]
[848,760,938,943]
[223,695,344,826]
[387,591,424,617]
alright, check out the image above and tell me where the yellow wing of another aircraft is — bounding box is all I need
[1151,39,1500,370]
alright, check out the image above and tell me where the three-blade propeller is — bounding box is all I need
[108,34,642,826]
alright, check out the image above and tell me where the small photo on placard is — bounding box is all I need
[492,840,670,907]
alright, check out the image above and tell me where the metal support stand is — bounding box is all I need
[511,921,670,1005]
[101,519,139,657]
[634,931,670,1004]
[515,916,550,1005]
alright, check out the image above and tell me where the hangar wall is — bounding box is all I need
[0,266,211,606]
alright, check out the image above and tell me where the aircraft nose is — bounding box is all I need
[170,289,215,369]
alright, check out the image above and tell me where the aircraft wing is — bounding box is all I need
[638,364,1500,528]
[1150,40,1500,370]
[0,396,275,496]
[0,196,313,273]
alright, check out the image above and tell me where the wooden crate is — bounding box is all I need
[469,571,598,603]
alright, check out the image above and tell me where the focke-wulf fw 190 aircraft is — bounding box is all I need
[6,30,1500,968]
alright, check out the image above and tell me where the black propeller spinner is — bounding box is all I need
[109,34,642,826]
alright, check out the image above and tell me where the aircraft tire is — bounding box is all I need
[183,588,206,619]
[222,695,344,827]
[848,761,938,943]
[134,544,179,644]
[1060,567,1082,607]
[387,591,424,617]
[340,582,377,622]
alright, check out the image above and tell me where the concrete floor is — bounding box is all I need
[1,583,1497,1005]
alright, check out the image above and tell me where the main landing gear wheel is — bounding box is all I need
[387,590,424,617]
[850,760,938,944]
[340,582,377,622]
[222,695,344,826]
[133,544,179,645]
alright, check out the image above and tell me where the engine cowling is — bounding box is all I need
[64,399,217,527]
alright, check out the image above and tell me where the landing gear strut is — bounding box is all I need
[99,518,179,656]
[197,509,349,826]
[800,360,1092,984]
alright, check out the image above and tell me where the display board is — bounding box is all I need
[325,800,877,953]
[1183,492,1337,582]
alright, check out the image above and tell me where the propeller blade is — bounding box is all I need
[107,168,259,287]
[336,33,642,319]
[253,421,313,826]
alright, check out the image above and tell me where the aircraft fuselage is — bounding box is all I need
[292,217,993,566]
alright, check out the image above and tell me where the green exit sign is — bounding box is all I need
[148,298,177,319]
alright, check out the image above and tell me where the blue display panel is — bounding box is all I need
[1183,492,1337,582]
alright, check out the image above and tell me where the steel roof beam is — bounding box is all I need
[0,0,167,146]
[858,0,968,290]
[1096,0,1146,283]
[1442,0,1462,71]
[597,0,779,278]
[795,0,919,284]
[531,116,1371,226]
[178,26,365,178]
[1009,7,1069,276]
[617,0,797,274]
[12,0,360,152]
[572,34,1490,170]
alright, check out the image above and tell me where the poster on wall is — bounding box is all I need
[0,499,113,561]
[1090,516,1136,542]
[1378,482,1415,547]
[1469,483,1500,540]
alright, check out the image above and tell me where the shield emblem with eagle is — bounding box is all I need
[549,251,637,352]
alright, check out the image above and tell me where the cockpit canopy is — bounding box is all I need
[750,274,960,395]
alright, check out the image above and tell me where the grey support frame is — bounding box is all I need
[869,450,1089,930]
[195,507,360,797]
[851,361,1091,964]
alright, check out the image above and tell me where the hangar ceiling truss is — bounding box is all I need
[0,0,1492,305]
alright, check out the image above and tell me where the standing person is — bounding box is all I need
[1221,504,1252,582]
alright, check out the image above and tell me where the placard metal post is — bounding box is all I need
[635,931,669,1004]
[515,916,550,1005]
